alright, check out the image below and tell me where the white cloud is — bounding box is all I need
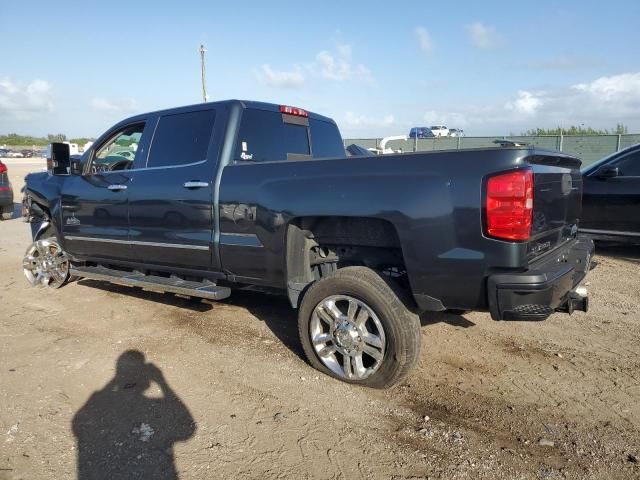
[572,72,640,100]
[255,44,373,89]
[256,64,305,88]
[343,112,395,127]
[0,78,53,118]
[414,72,640,135]
[90,97,138,113]
[415,27,434,53]
[340,111,399,137]
[505,91,542,115]
[312,44,372,82]
[466,22,499,49]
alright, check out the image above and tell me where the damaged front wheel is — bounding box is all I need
[23,237,70,288]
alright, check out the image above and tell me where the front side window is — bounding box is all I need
[235,109,310,162]
[613,151,640,176]
[91,123,145,173]
[147,109,216,168]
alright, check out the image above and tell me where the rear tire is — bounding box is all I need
[298,266,421,389]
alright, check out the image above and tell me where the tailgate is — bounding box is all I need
[527,153,583,259]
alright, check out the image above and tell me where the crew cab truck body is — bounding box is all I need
[22,100,593,388]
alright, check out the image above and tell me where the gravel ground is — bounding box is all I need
[1,160,639,479]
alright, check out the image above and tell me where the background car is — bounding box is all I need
[430,125,449,137]
[449,128,465,137]
[580,143,640,244]
[5,150,24,158]
[409,127,436,138]
[0,148,9,158]
[0,160,14,219]
[20,149,35,158]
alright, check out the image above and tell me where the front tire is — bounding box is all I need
[298,267,421,389]
[23,236,71,288]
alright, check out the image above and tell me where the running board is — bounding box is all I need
[70,265,231,301]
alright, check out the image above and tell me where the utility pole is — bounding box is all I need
[199,44,208,103]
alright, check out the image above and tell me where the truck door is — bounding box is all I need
[61,121,151,261]
[127,107,219,271]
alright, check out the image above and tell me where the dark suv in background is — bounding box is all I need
[0,160,14,219]
[581,143,640,244]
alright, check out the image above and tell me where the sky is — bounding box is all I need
[1,0,639,139]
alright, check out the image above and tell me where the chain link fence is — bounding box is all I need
[343,134,640,166]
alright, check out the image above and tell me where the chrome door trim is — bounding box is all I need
[219,232,263,248]
[65,236,210,250]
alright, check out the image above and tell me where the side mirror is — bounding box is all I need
[595,166,619,179]
[70,156,83,175]
[47,143,70,175]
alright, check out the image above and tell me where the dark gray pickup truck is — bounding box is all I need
[22,100,593,388]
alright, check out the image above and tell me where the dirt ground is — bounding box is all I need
[1,159,639,480]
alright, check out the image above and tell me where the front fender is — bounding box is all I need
[23,172,65,241]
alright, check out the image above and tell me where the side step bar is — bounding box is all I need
[70,265,231,301]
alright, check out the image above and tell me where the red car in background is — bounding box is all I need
[0,160,14,220]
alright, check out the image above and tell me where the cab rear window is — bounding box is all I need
[235,109,344,162]
[235,109,309,162]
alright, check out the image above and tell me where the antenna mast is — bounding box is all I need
[199,44,207,102]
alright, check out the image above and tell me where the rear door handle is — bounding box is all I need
[107,184,127,191]
[183,181,209,189]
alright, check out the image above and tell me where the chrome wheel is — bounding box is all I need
[23,238,70,288]
[310,295,386,380]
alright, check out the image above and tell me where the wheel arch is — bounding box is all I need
[284,215,408,309]
[25,194,62,243]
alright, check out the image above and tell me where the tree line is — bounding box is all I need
[2,124,633,147]
[520,124,629,136]
[0,133,95,147]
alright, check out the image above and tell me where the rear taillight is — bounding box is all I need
[0,162,6,174]
[485,168,533,241]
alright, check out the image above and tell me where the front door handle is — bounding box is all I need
[107,184,127,191]
[183,181,209,189]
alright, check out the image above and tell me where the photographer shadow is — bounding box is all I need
[72,350,195,480]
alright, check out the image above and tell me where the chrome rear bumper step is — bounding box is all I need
[70,265,231,301]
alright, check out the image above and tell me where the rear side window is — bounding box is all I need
[310,118,345,158]
[147,109,216,168]
[235,109,310,162]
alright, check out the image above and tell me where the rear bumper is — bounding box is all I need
[487,236,594,321]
